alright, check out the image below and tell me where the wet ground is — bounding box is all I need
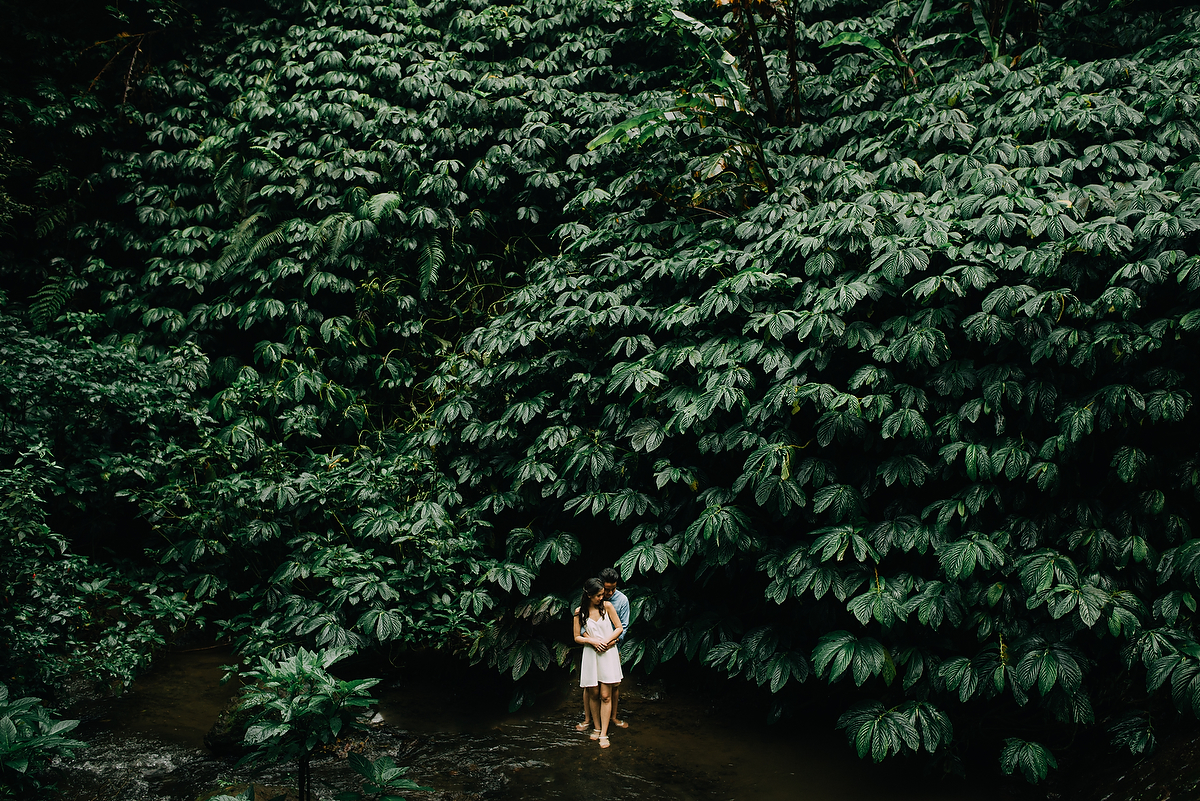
[52,647,1024,801]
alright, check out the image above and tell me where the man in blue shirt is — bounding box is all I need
[576,567,630,731]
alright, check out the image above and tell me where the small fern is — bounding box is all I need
[29,273,74,329]
[418,235,444,299]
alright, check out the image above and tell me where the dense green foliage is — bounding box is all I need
[0,313,203,693]
[432,0,1200,776]
[80,0,688,668]
[3,0,1200,784]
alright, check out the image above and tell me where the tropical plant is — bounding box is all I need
[237,646,380,801]
[0,682,84,797]
[333,753,432,801]
[1000,737,1057,784]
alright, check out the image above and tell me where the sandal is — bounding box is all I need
[589,728,600,740]
[612,720,629,729]
[598,734,610,748]
[575,722,591,731]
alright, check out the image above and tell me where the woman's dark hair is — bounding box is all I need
[598,567,619,584]
[578,577,604,629]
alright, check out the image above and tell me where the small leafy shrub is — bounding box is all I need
[237,646,380,801]
[334,753,432,801]
[0,682,84,797]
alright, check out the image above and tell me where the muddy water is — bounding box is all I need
[55,649,1017,801]
[79,646,241,749]
[374,670,995,801]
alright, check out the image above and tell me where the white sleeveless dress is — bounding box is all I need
[579,614,623,687]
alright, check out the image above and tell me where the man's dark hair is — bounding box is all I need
[599,567,620,584]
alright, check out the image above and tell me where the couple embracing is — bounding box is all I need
[572,567,628,748]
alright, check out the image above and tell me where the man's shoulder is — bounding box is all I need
[610,589,629,604]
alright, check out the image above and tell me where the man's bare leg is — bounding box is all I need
[575,687,592,730]
[587,687,601,738]
[611,685,627,728]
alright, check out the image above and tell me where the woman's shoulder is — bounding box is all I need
[572,607,581,615]
[603,600,616,610]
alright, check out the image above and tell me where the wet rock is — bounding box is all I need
[145,765,194,794]
[204,696,252,757]
[637,682,664,703]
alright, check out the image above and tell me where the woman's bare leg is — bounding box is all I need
[587,686,601,735]
[598,683,613,739]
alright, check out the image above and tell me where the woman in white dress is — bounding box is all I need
[573,577,623,748]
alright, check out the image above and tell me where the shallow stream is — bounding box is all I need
[53,647,1018,801]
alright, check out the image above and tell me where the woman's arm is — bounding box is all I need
[573,609,594,646]
[604,601,623,644]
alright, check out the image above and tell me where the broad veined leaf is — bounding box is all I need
[1000,738,1058,783]
[836,701,919,761]
[813,631,894,686]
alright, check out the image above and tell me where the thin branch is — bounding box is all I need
[740,0,778,126]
